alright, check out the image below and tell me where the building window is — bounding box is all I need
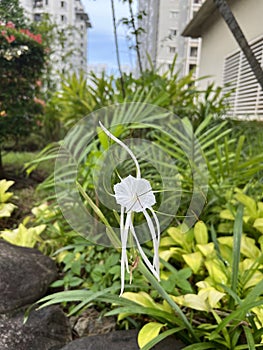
[45,0,48,4]
[169,46,176,54]
[189,64,196,72]
[61,15,67,23]
[34,13,42,22]
[194,0,201,3]
[170,29,177,36]
[169,11,177,19]
[33,0,43,8]
[190,46,198,57]
[223,36,263,117]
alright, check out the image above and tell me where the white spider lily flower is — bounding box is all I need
[114,175,156,213]
[99,122,160,295]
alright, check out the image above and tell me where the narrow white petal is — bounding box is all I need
[143,209,160,280]
[150,208,161,274]
[120,211,131,296]
[99,121,141,178]
[129,221,160,281]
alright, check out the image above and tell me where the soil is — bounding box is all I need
[0,164,48,230]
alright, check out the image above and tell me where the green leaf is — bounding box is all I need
[194,221,208,244]
[253,218,263,233]
[138,322,165,349]
[0,202,16,218]
[138,260,199,342]
[122,292,158,309]
[173,294,209,312]
[0,179,14,203]
[183,252,203,273]
[235,192,257,217]
[230,204,243,309]
[139,327,183,350]
[183,342,217,350]
[196,243,215,257]
[242,325,255,350]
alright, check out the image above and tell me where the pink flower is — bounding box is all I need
[5,35,15,43]
[20,29,42,44]
[6,21,15,28]
[34,97,45,106]
[33,34,42,44]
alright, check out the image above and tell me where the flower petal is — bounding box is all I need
[120,210,131,296]
[129,220,160,281]
[114,175,156,213]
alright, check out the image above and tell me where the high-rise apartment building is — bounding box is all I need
[19,0,91,74]
[138,0,204,77]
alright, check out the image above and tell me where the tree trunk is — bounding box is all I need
[213,0,263,90]
[128,0,143,75]
[111,0,126,98]
[0,146,5,179]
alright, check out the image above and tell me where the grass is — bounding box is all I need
[3,151,53,176]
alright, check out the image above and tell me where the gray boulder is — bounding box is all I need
[0,305,72,350]
[60,329,185,350]
[0,240,57,313]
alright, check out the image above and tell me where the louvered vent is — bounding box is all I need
[223,36,263,119]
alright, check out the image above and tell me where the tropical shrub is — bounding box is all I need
[23,67,263,349]
[0,21,46,175]
[36,203,263,349]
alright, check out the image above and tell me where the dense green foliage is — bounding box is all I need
[0,0,27,27]
[0,1,46,175]
[14,68,262,348]
[0,6,263,350]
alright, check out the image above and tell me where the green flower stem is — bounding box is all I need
[76,181,121,249]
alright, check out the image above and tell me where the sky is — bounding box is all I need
[82,0,137,71]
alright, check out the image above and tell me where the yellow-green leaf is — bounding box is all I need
[241,236,260,259]
[235,192,257,217]
[183,251,202,273]
[159,249,174,262]
[253,218,263,234]
[138,322,165,349]
[0,179,14,203]
[199,288,225,308]
[0,223,46,248]
[121,292,156,308]
[197,243,215,257]
[243,271,263,289]
[219,209,234,220]
[205,260,228,285]
[194,221,208,244]
[172,294,209,312]
[0,203,16,218]
[159,236,176,247]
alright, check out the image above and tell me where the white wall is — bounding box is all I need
[198,0,263,89]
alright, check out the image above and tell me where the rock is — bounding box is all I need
[0,305,72,350]
[60,329,185,350]
[70,308,115,337]
[0,240,57,313]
